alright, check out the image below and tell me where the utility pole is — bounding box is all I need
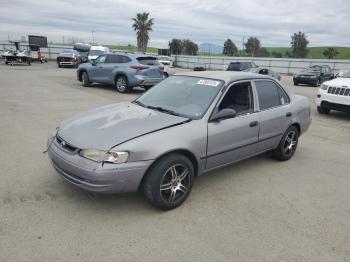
[91,31,95,45]
[242,36,244,56]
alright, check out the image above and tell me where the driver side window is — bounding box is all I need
[218,81,254,116]
[95,55,106,64]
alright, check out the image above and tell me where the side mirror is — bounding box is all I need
[210,108,237,122]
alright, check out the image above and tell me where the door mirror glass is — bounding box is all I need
[210,108,236,122]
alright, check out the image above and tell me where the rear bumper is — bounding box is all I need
[47,136,153,193]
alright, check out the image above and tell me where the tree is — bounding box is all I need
[291,32,309,58]
[169,39,183,55]
[323,47,339,59]
[245,37,261,57]
[132,12,154,52]
[223,39,238,56]
[182,39,198,55]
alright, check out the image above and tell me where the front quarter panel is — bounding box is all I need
[112,119,208,175]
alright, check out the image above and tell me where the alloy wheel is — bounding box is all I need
[283,131,297,157]
[116,77,127,92]
[160,164,190,204]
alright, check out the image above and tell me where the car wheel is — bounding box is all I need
[58,63,62,68]
[82,72,90,87]
[163,72,169,78]
[314,79,320,87]
[293,81,298,86]
[272,125,299,161]
[143,153,194,210]
[317,105,330,114]
[115,76,129,93]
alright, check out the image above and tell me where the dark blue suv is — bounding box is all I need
[77,53,164,93]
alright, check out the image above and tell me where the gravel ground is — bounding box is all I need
[0,62,349,262]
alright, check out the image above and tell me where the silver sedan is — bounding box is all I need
[47,71,311,210]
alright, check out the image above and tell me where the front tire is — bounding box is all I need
[82,72,90,87]
[115,76,129,93]
[143,154,194,210]
[314,79,320,87]
[273,126,299,161]
[293,81,298,86]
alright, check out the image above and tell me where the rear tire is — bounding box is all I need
[82,72,90,87]
[115,75,129,93]
[272,125,299,161]
[163,72,169,78]
[317,105,330,114]
[143,153,194,210]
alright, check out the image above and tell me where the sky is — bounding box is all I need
[0,0,350,48]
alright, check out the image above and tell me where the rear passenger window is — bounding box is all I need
[255,81,288,110]
[107,55,131,63]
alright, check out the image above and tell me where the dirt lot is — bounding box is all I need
[0,62,349,262]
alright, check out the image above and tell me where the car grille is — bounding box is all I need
[59,57,73,62]
[327,86,350,96]
[56,135,77,152]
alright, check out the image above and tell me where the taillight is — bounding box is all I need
[130,65,149,70]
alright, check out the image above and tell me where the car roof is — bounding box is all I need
[175,70,272,83]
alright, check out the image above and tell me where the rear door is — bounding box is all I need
[254,80,292,152]
[206,81,259,169]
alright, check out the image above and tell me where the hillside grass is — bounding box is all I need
[266,47,350,59]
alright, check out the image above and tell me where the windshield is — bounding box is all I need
[61,49,75,54]
[89,50,104,56]
[137,57,160,66]
[302,65,321,73]
[135,76,224,119]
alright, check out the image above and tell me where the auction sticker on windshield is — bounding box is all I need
[197,79,221,86]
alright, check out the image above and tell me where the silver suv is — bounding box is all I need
[77,53,164,93]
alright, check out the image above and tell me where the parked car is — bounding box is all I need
[334,69,350,78]
[88,46,111,63]
[47,71,311,210]
[193,63,206,71]
[316,70,350,114]
[157,56,173,78]
[227,61,258,71]
[293,65,334,86]
[57,49,82,68]
[249,67,281,81]
[77,53,164,93]
[157,56,172,66]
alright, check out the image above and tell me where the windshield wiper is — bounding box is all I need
[133,100,147,108]
[145,105,183,117]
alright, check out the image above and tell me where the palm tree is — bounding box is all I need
[132,12,154,52]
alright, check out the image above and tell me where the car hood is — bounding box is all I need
[57,102,189,150]
[323,77,350,87]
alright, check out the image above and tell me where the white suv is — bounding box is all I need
[316,70,350,114]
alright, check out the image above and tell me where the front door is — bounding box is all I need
[206,81,259,169]
[90,55,107,82]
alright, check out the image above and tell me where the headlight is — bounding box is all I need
[80,149,129,163]
[321,84,328,90]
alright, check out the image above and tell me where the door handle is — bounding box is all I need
[286,112,292,117]
[250,121,258,127]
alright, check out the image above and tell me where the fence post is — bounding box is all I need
[48,46,51,60]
